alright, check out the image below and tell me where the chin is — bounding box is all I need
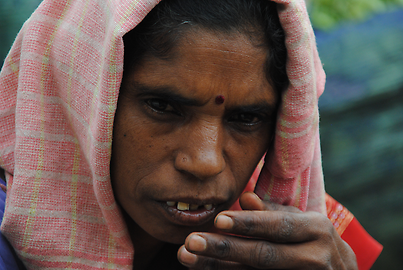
[153,222,214,245]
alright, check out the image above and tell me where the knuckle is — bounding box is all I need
[236,216,254,235]
[303,238,342,270]
[252,241,278,268]
[318,214,333,230]
[275,214,295,241]
[309,212,335,239]
[234,215,269,238]
[215,238,231,258]
[304,249,333,270]
[313,254,333,270]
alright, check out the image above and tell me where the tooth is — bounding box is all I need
[204,204,213,210]
[167,201,176,207]
[177,202,189,211]
[190,204,199,211]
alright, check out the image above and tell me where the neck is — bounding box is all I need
[123,212,165,270]
[132,233,165,270]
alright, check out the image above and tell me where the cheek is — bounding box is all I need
[112,100,163,163]
[110,104,155,196]
[110,101,180,200]
[226,134,270,192]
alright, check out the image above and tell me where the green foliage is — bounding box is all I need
[308,0,403,30]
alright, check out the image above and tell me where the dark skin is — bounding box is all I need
[111,29,358,269]
[112,29,274,269]
[178,192,357,269]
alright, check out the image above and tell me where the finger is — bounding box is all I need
[239,192,300,213]
[182,232,313,269]
[183,232,355,270]
[178,244,198,266]
[214,210,329,243]
[177,245,252,270]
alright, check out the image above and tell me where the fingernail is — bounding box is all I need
[215,215,234,230]
[188,234,207,252]
[178,246,198,266]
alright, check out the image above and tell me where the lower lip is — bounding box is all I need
[158,202,218,227]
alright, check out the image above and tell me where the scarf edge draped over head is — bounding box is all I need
[0,0,325,268]
[255,0,326,214]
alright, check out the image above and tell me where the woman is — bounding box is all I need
[0,0,380,269]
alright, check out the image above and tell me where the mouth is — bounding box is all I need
[157,199,224,227]
[167,201,214,211]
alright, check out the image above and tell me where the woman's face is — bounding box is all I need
[111,29,277,244]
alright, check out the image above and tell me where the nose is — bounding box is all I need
[174,120,226,180]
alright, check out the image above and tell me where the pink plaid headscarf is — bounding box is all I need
[0,0,325,268]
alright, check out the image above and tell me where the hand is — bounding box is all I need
[177,192,358,269]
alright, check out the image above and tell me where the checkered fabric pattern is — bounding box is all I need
[255,0,326,214]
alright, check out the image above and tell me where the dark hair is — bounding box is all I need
[123,0,289,96]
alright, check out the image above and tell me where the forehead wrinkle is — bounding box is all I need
[180,30,267,60]
[177,44,267,76]
[179,52,266,75]
[192,45,264,60]
[188,53,259,68]
[182,62,261,75]
[183,44,265,65]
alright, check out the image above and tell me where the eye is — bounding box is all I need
[229,112,262,125]
[144,98,182,116]
[227,111,271,133]
[146,99,168,111]
[146,99,174,113]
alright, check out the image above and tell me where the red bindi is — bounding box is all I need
[215,95,225,105]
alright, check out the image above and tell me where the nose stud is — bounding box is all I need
[215,95,225,105]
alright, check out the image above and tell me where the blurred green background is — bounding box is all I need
[1,0,402,269]
[310,1,403,269]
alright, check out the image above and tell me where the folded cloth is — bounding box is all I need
[255,0,326,214]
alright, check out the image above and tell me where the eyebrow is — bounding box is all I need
[129,81,276,113]
[228,103,276,116]
[130,82,204,106]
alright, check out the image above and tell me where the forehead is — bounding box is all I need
[125,29,276,106]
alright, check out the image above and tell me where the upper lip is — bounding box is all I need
[158,196,228,205]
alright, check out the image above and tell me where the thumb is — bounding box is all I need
[239,191,302,213]
[238,192,265,210]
